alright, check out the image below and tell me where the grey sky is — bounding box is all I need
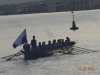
[0,0,44,5]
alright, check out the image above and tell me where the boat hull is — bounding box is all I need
[22,51,52,60]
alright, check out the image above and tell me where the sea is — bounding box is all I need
[0,9,100,75]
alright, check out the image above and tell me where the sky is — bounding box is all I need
[0,0,44,5]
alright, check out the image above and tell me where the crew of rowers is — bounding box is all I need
[23,36,74,52]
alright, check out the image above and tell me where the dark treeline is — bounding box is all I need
[0,2,48,15]
[0,1,100,16]
[0,4,17,15]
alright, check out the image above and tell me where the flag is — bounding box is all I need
[13,29,27,49]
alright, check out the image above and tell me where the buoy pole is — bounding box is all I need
[73,15,74,20]
[71,11,74,20]
[71,11,76,27]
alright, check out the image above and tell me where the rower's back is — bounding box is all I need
[47,40,52,50]
[41,42,47,51]
[30,36,37,50]
[23,43,30,51]
[37,42,42,51]
[65,37,71,47]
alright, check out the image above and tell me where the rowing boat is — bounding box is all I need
[21,41,76,60]
[12,29,76,60]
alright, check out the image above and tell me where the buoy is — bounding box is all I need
[70,20,79,30]
[70,12,79,30]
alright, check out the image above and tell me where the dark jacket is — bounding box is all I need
[31,39,37,47]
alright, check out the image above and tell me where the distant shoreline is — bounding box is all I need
[0,9,97,16]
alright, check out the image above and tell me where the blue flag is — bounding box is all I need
[13,29,27,49]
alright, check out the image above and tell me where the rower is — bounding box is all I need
[52,39,57,49]
[41,41,48,52]
[23,43,30,51]
[61,39,65,47]
[65,37,70,47]
[30,36,37,51]
[37,42,42,51]
[47,40,52,51]
[56,39,62,49]
[23,43,30,59]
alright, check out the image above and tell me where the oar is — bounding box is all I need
[2,52,21,59]
[2,50,22,59]
[2,55,14,59]
[6,50,22,61]
[74,48,90,53]
[73,46,97,52]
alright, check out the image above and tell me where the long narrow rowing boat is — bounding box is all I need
[21,41,76,60]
